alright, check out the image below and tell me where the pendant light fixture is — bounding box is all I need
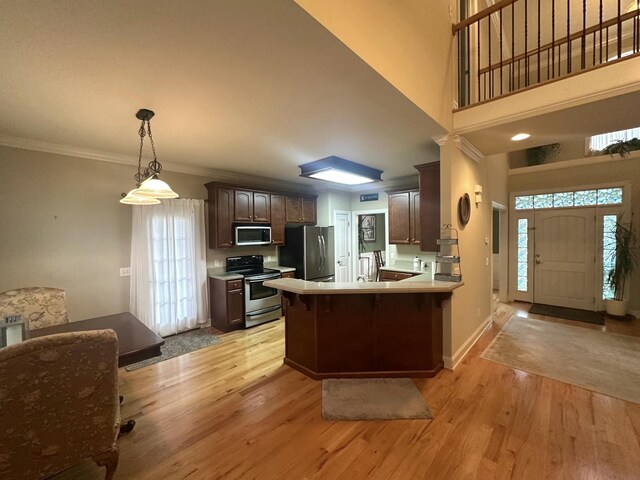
[120,109,178,204]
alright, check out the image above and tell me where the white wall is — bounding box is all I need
[315,189,352,227]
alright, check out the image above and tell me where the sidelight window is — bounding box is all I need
[602,215,618,300]
[517,219,528,292]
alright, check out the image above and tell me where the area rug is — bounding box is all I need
[528,303,605,325]
[124,327,221,371]
[321,378,433,420]
[482,316,640,404]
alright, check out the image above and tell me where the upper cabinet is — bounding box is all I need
[415,162,440,252]
[208,186,235,249]
[285,195,317,224]
[270,194,286,246]
[234,190,270,223]
[387,162,439,251]
[388,191,415,245]
[205,182,316,249]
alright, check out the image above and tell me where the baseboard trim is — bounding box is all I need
[630,309,640,319]
[443,314,493,370]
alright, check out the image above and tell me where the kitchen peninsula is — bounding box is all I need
[264,277,462,379]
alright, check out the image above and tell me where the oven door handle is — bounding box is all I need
[245,305,281,317]
[245,274,282,283]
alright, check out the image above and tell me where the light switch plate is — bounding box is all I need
[120,267,131,277]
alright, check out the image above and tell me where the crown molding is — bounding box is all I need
[0,134,309,193]
[452,135,484,163]
[433,134,485,163]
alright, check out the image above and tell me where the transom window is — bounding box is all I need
[588,127,640,152]
[515,187,623,211]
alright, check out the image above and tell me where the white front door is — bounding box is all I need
[334,211,351,282]
[533,208,596,310]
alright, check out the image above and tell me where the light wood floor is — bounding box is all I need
[55,303,640,480]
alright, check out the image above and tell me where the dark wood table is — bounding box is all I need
[30,312,164,367]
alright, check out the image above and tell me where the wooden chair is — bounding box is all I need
[0,287,69,330]
[373,250,385,281]
[0,330,120,479]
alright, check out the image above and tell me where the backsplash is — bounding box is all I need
[388,244,436,267]
[207,246,278,268]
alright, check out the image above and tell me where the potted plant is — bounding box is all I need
[604,218,638,317]
[601,137,640,157]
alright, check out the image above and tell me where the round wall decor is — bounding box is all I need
[458,193,471,227]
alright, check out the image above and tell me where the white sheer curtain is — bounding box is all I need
[130,199,208,337]
[589,127,640,152]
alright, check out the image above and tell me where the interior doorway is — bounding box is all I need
[492,202,508,303]
[352,209,388,281]
[333,210,352,282]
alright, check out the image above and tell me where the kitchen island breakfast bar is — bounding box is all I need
[263,277,462,379]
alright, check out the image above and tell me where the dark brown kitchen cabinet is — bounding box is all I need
[270,194,286,246]
[210,277,244,332]
[388,191,412,244]
[209,186,235,249]
[280,270,296,315]
[415,162,440,252]
[411,191,421,245]
[286,195,317,224]
[388,185,430,248]
[301,197,316,224]
[234,190,270,223]
[205,181,317,248]
[378,270,417,281]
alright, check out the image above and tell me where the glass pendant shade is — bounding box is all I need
[119,189,161,205]
[135,176,179,199]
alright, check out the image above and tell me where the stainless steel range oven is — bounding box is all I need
[226,255,282,328]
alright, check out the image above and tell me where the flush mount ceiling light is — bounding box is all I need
[120,109,178,205]
[511,133,531,141]
[299,156,383,185]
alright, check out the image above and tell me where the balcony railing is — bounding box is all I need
[453,0,640,109]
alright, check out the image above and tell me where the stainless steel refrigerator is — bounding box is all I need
[278,226,335,282]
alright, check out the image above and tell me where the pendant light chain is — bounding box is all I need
[146,120,162,175]
[134,120,147,186]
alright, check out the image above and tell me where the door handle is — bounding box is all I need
[318,237,324,268]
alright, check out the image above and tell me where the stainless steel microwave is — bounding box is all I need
[235,226,272,246]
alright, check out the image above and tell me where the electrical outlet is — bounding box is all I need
[214,259,221,267]
[120,267,131,277]
[267,255,272,262]
[390,252,395,259]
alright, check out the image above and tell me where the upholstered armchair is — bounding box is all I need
[0,287,69,330]
[0,330,120,479]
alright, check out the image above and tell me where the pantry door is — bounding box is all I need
[533,208,596,310]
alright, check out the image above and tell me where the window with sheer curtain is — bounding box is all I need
[588,127,640,153]
[130,199,208,337]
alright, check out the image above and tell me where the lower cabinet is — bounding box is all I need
[210,278,244,332]
[378,270,419,281]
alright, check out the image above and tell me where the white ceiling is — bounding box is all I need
[0,0,445,188]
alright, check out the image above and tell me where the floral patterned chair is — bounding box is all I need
[0,287,69,330]
[0,330,120,479]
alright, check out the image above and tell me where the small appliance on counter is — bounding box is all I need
[226,255,282,327]
[278,226,335,282]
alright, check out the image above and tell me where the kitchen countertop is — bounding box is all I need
[264,277,462,294]
[265,264,296,274]
[379,259,431,275]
